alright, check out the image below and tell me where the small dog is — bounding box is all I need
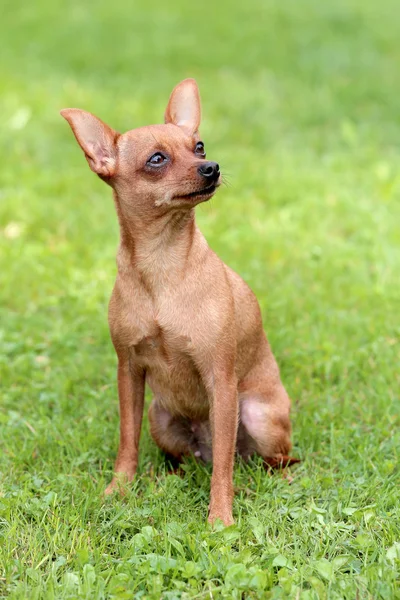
[61,79,296,526]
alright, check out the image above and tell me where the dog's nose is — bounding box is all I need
[198,161,220,182]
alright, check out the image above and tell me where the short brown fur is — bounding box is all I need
[61,79,295,526]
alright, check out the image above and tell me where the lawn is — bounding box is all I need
[1,0,399,597]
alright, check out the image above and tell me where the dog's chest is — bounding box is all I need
[132,328,168,363]
[130,322,208,418]
[129,320,191,368]
[111,277,215,418]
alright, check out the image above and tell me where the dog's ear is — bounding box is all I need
[164,79,201,134]
[60,109,119,177]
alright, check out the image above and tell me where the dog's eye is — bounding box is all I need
[147,152,168,167]
[195,142,206,158]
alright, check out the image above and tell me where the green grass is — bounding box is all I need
[1,0,400,597]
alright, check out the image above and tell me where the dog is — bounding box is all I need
[61,79,297,526]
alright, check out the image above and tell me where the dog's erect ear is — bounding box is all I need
[60,109,119,177]
[164,79,201,134]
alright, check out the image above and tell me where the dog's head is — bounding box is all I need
[61,79,220,212]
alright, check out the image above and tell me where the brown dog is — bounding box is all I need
[61,79,295,526]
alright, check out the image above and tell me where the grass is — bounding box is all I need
[1,0,400,597]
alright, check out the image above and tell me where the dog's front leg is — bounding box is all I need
[105,355,145,495]
[208,370,238,526]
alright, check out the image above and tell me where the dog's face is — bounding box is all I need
[117,123,220,208]
[61,79,221,212]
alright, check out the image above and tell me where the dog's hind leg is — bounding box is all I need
[239,389,292,459]
[237,353,296,465]
[148,399,195,460]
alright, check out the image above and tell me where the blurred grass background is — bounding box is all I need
[0,0,399,598]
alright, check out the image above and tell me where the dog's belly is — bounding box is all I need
[130,334,210,420]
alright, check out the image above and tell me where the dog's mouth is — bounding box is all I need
[174,183,218,202]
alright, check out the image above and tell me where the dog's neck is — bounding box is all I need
[113,191,205,293]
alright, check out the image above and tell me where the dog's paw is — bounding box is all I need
[263,455,301,469]
[208,508,234,527]
[103,473,131,497]
[104,480,119,497]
